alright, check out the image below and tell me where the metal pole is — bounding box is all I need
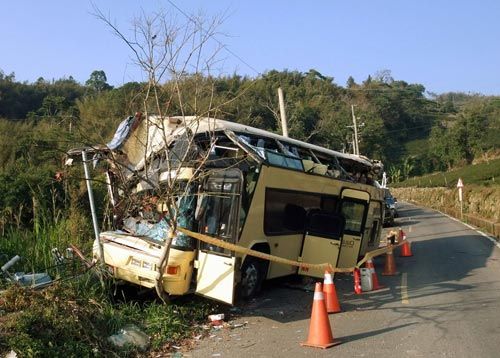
[278,87,289,137]
[105,171,116,207]
[351,104,359,155]
[81,150,104,260]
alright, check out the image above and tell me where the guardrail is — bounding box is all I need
[412,203,500,239]
[459,212,499,239]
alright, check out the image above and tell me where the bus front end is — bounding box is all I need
[94,231,195,295]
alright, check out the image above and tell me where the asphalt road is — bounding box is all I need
[190,202,500,357]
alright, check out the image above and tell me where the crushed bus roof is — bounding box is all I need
[65,115,383,185]
[119,115,377,172]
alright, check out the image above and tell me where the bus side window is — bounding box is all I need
[283,204,306,232]
[341,200,366,234]
[321,196,338,214]
[306,211,345,239]
[264,188,321,235]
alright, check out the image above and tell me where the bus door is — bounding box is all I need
[298,211,345,278]
[195,168,243,305]
[337,188,370,268]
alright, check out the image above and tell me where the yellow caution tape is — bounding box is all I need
[179,227,349,273]
[356,241,405,268]
[356,229,408,267]
[178,228,410,273]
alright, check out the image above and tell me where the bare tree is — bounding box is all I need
[91,6,230,301]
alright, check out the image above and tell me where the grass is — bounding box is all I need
[0,216,93,280]
[0,218,220,357]
[0,278,219,357]
[394,158,500,188]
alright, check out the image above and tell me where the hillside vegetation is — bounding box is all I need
[1,67,499,355]
[393,159,500,237]
[393,184,500,238]
[394,157,500,188]
[1,67,498,240]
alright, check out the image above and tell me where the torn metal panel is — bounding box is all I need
[224,130,264,165]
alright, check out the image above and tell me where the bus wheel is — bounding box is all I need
[240,258,265,299]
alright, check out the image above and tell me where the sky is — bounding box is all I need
[1,0,499,95]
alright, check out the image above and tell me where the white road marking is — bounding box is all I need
[407,217,412,232]
[440,211,500,249]
[401,272,409,304]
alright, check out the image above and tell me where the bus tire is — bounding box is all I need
[239,258,266,299]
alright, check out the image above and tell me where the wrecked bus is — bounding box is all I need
[67,114,385,304]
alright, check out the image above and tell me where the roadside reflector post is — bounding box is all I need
[457,178,464,219]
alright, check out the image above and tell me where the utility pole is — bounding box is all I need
[278,87,289,137]
[351,104,360,155]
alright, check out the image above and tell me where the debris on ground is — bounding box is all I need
[108,324,150,351]
[229,321,248,329]
[208,313,225,327]
[12,272,52,288]
[1,246,94,292]
[1,255,52,289]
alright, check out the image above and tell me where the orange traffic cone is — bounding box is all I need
[301,283,341,349]
[381,250,398,276]
[400,240,413,257]
[365,259,384,290]
[323,270,341,314]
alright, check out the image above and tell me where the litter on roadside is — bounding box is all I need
[1,255,52,289]
[229,322,247,329]
[208,313,225,327]
[107,324,150,351]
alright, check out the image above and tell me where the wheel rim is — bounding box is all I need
[241,264,259,297]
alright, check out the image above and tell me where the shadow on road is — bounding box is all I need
[185,201,500,358]
[332,203,497,340]
[230,202,495,327]
[337,322,418,343]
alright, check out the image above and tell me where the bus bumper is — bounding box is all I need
[95,231,195,295]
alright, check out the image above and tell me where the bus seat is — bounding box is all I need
[306,211,345,240]
[306,208,322,219]
[302,159,314,172]
[312,164,328,175]
[283,204,306,231]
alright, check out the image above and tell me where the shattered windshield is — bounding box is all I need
[122,181,197,250]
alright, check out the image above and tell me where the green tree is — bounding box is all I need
[39,95,66,117]
[85,70,112,93]
[346,76,356,88]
